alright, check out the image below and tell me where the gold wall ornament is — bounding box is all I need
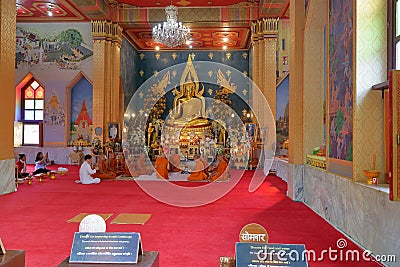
[251,17,279,43]
[226,70,231,77]
[139,92,144,98]
[242,89,248,96]
[139,70,144,77]
[171,53,177,60]
[91,20,122,45]
[208,88,213,96]
[242,71,248,76]
[139,53,145,60]
[172,70,177,77]
[155,53,161,60]
[208,70,213,77]
[217,69,236,93]
[225,52,231,60]
[208,52,214,60]
[242,52,248,59]
[153,70,159,76]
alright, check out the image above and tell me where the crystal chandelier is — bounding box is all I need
[152,5,191,48]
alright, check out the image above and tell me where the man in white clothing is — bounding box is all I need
[78,154,100,184]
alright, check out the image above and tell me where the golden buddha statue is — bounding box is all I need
[167,55,210,129]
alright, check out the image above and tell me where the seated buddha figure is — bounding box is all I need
[169,75,209,128]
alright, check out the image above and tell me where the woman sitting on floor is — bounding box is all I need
[33,152,51,175]
[15,154,29,178]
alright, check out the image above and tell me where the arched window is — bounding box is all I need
[21,78,44,145]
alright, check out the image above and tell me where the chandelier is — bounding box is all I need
[152,5,191,48]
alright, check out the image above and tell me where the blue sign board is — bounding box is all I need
[69,232,142,264]
[236,242,308,267]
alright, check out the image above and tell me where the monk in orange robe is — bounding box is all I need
[168,149,181,172]
[155,153,169,179]
[199,154,209,176]
[93,155,117,179]
[135,153,152,175]
[108,153,125,176]
[188,155,208,181]
[210,154,228,181]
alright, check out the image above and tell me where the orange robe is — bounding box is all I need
[135,156,150,175]
[210,159,228,181]
[93,159,116,179]
[188,160,208,181]
[109,158,124,176]
[155,156,169,179]
[168,154,181,172]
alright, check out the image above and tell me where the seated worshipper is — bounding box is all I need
[187,154,208,181]
[15,154,29,178]
[199,154,210,176]
[155,153,169,180]
[209,154,229,181]
[135,153,153,175]
[78,154,100,184]
[167,149,181,172]
[109,153,131,176]
[93,154,117,179]
[33,152,51,175]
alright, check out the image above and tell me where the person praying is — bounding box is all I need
[78,154,100,184]
[155,152,169,180]
[33,152,51,175]
[15,154,29,178]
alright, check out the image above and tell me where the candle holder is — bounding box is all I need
[364,170,380,185]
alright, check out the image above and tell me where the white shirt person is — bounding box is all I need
[78,154,100,184]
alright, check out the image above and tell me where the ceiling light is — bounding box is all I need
[222,45,227,50]
[155,45,160,51]
[152,5,191,48]
[47,3,55,16]
[223,37,228,42]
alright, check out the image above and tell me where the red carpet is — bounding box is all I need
[0,165,381,266]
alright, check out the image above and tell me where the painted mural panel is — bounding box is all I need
[276,75,289,153]
[70,78,93,143]
[328,0,353,161]
[15,23,93,145]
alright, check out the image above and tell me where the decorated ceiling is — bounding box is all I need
[15,0,289,51]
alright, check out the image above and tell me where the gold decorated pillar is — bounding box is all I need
[288,0,305,165]
[0,0,17,194]
[251,18,278,121]
[91,20,122,142]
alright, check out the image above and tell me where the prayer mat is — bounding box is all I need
[67,213,113,223]
[110,213,152,225]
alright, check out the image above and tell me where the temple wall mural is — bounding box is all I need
[276,75,289,153]
[14,22,93,146]
[120,38,250,119]
[328,0,353,161]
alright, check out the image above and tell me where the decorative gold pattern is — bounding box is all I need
[139,53,145,60]
[0,0,17,160]
[226,70,231,77]
[242,88,248,96]
[208,70,213,77]
[242,52,248,59]
[303,0,326,161]
[155,53,160,60]
[172,70,177,77]
[226,52,231,60]
[353,0,386,181]
[153,70,159,76]
[243,71,248,76]
[172,53,177,60]
[139,70,144,76]
[208,88,213,95]
[208,52,214,60]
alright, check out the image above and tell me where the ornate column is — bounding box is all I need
[91,20,122,142]
[0,0,17,194]
[251,18,278,121]
[287,0,305,201]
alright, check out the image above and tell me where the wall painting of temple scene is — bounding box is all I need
[276,74,289,156]
[16,23,93,72]
[328,0,353,175]
[44,93,65,126]
[70,77,93,146]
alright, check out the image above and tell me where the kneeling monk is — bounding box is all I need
[210,154,228,181]
[188,154,208,181]
[155,153,169,180]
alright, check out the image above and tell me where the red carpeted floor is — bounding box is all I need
[0,165,381,267]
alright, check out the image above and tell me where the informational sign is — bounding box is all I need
[69,232,142,264]
[239,223,268,243]
[236,242,308,267]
